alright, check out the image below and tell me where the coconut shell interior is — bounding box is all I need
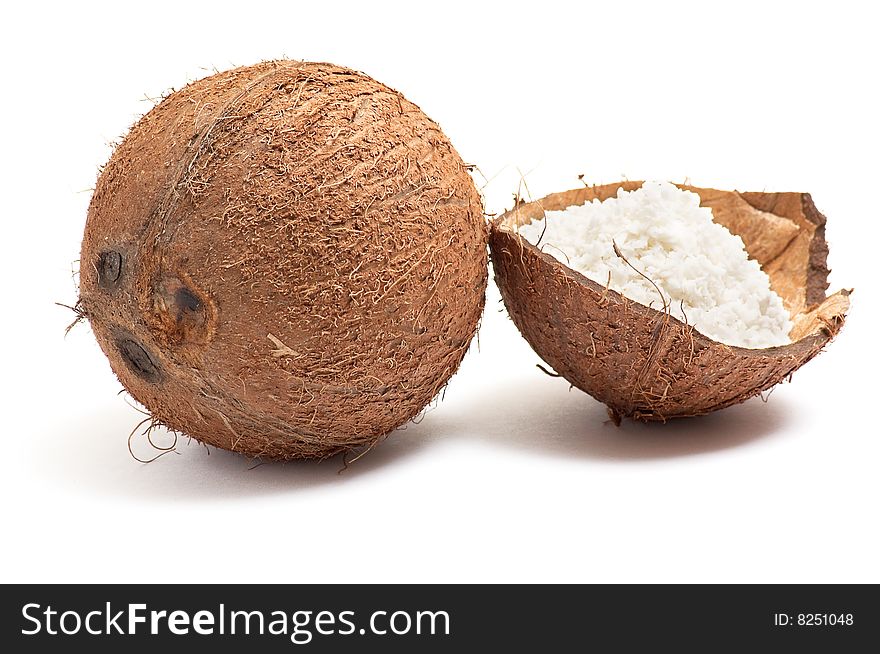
[489,181,849,420]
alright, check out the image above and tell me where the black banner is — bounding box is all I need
[1,584,876,651]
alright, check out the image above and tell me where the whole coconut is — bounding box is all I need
[79,60,487,460]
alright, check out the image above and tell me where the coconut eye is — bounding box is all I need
[152,276,211,344]
[98,250,122,288]
[116,337,161,382]
[174,286,202,316]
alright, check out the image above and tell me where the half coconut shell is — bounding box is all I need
[489,181,850,420]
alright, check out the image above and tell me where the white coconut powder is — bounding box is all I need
[516,181,793,349]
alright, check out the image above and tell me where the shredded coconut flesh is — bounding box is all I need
[516,182,793,349]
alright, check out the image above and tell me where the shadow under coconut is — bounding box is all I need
[439,374,792,461]
[42,374,791,502]
[37,403,432,502]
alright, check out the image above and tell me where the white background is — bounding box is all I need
[2,1,878,583]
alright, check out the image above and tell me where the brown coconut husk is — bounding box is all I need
[79,60,488,460]
[489,181,849,420]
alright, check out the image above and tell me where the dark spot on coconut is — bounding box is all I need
[151,275,212,345]
[98,250,122,288]
[117,337,161,382]
[174,286,202,316]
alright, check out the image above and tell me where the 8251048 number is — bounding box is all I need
[797,613,853,626]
